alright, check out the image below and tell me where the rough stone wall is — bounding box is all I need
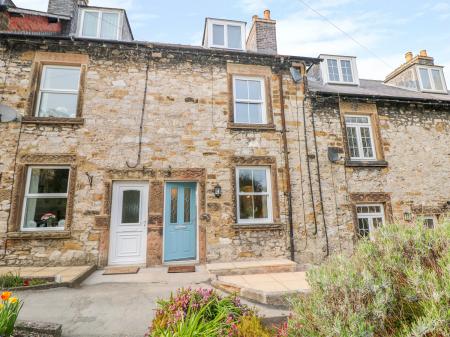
[246,18,277,54]
[0,38,301,266]
[289,94,450,263]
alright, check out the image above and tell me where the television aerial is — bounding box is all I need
[0,103,21,122]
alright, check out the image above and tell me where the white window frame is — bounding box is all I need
[422,215,437,229]
[416,66,448,93]
[232,76,267,124]
[20,166,70,232]
[207,19,246,50]
[78,9,122,40]
[320,55,359,85]
[35,65,81,118]
[236,166,273,224]
[356,203,385,238]
[345,114,377,161]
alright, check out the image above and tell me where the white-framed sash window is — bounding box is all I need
[321,56,359,85]
[79,9,121,40]
[345,115,377,161]
[417,66,447,93]
[233,76,266,124]
[356,204,385,238]
[207,19,245,50]
[35,65,81,118]
[21,166,70,231]
[236,166,272,224]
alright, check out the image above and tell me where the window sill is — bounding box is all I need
[232,223,284,231]
[228,123,276,131]
[7,230,71,240]
[22,117,85,125]
[345,160,388,168]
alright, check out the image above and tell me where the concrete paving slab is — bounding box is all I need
[0,266,94,284]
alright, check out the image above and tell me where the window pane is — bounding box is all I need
[121,190,140,223]
[23,197,67,229]
[346,126,360,158]
[248,103,263,124]
[212,24,224,45]
[235,79,248,100]
[419,68,432,89]
[360,127,374,158]
[38,92,78,118]
[252,169,267,192]
[227,25,242,49]
[100,12,119,39]
[327,59,340,81]
[340,60,353,82]
[239,195,253,219]
[42,67,80,90]
[235,103,249,123]
[253,195,268,219]
[431,69,443,91]
[170,187,178,223]
[248,80,262,100]
[29,168,69,194]
[239,169,253,192]
[372,217,383,229]
[358,218,370,237]
[184,187,191,222]
[82,11,99,37]
[424,218,434,229]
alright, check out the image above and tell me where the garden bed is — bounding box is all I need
[0,273,57,291]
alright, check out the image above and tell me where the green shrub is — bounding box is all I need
[0,274,23,290]
[288,221,450,337]
[148,288,270,337]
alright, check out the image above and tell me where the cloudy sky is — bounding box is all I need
[14,0,450,81]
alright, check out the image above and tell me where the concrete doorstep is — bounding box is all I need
[13,320,62,337]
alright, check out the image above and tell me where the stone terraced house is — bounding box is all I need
[0,0,449,267]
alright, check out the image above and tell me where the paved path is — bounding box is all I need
[15,266,288,337]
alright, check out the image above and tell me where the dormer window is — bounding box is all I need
[417,66,447,93]
[79,9,122,40]
[203,19,246,50]
[320,55,359,85]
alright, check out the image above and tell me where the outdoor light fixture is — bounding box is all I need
[403,212,412,221]
[214,184,222,198]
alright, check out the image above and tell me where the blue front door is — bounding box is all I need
[164,182,197,262]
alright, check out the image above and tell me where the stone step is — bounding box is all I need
[211,271,310,308]
[206,258,297,276]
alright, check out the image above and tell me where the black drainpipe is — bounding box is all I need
[279,72,295,261]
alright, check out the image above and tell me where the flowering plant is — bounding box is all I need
[41,213,57,227]
[148,288,269,337]
[0,291,22,336]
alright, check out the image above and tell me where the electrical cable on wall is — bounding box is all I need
[126,52,150,168]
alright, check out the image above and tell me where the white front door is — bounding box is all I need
[109,181,148,266]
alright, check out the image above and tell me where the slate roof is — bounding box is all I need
[308,78,450,103]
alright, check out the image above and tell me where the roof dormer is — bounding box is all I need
[385,50,448,94]
[202,18,246,51]
[319,54,359,85]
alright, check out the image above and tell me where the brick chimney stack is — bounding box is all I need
[48,0,88,17]
[246,9,277,54]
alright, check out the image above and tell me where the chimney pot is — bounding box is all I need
[405,51,413,62]
[263,9,271,20]
[419,49,428,57]
[252,14,258,21]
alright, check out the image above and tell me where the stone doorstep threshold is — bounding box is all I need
[207,259,298,277]
[211,279,310,309]
[13,320,62,337]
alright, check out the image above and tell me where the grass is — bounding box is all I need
[0,272,49,290]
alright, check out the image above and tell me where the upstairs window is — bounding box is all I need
[321,55,359,85]
[356,204,385,238]
[345,115,376,161]
[205,19,245,50]
[21,167,70,231]
[233,76,266,124]
[80,9,121,40]
[417,67,447,93]
[35,65,81,118]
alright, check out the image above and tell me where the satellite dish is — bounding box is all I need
[0,104,21,122]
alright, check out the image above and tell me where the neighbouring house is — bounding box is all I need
[0,0,449,268]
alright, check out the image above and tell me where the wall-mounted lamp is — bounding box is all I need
[214,184,222,198]
[403,212,412,221]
